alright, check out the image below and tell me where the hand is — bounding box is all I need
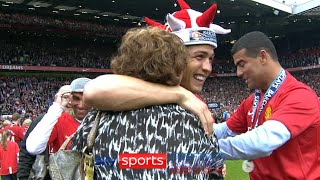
[177,87,214,136]
[55,92,71,108]
[222,164,227,178]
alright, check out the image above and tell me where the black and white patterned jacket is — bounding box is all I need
[71,104,224,180]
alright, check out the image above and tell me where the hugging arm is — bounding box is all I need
[84,74,214,134]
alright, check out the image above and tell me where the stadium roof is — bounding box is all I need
[255,0,320,15]
[1,0,319,41]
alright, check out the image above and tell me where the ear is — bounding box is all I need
[258,50,268,65]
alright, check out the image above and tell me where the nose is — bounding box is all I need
[202,58,212,73]
[237,68,243,78]
[67,100,72,107]
[76,99,87,109]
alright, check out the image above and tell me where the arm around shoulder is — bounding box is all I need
[83,74,187,111]
[84,74,215,134]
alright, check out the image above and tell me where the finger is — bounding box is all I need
[198,113,209,135]
[204,108,214,136]
[222,164,227,177]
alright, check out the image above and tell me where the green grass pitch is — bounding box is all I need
[225,160,249,180]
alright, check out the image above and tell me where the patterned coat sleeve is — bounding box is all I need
[70,110,96,151]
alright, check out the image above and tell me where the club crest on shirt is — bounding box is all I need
[265,106,272,120]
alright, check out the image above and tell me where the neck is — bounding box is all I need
[261,65,282,92]
[74,117,82,123]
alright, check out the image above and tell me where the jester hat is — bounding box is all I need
[145,0,231,48]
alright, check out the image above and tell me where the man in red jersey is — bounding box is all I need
[214,31,320,179]
[26,78,91,154]
[3,112,25,144]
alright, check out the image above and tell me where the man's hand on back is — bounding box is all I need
[177,87,214,136]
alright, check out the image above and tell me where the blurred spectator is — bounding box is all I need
[21,119,32,132]
[0,130,20,180]
[3,112,25,145]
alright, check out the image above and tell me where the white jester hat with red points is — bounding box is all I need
[145,0,231,48]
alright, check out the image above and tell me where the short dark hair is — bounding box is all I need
[231,31,278,61]
[12,112,20,121]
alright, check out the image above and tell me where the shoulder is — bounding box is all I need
[8,141,19,147]
[136,104,194,118]
[279,73,318,102]
[97,105,198,126]
[78,110,99,129]
[34,114,45,123]
[57,112,77,123]
[237,93,254,111]
[283,72,313,91]
[59,112,73,118]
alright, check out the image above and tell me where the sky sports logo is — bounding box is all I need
[95,152,223,174]
[95,153,166,169]
[119,153,166,169]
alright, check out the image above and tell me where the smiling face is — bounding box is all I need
[70,92,90,120]
[180,44,214,94]
[233,49,266,90]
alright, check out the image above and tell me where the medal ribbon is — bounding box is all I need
[250,68,286,129]
[244,69,286,173]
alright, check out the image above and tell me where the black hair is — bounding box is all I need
[231,31,278,61]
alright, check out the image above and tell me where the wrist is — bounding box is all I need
[174,86,192,105]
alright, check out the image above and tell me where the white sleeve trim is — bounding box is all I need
[26,102,64,155]
[214,122,239,139]
[218,120,291,160]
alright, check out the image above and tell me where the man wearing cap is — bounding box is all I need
[18,84,72,180]
[26,78,91,155]
[83,0,230,135]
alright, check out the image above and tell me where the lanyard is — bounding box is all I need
[250,68,286,129]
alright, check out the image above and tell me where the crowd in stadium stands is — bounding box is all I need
[0,76,71,117]
[0,40,114,68]
[0,12,129,37]
[1,37,320,72]
[1,70,319,123]
[0,11,319,122]
[280,48,320,68]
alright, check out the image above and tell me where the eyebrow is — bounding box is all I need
[235,59,243,66]
[193,51,215,57]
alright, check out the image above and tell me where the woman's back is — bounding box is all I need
[71,105,224,179]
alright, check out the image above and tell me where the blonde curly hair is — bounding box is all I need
[111,27,188,86]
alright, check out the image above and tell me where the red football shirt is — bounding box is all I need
[226,71,320,179]
[48,112,80,153]
[0,141,20,175]
[4,124,25,143]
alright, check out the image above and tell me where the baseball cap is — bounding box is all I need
[70,78,91,93]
